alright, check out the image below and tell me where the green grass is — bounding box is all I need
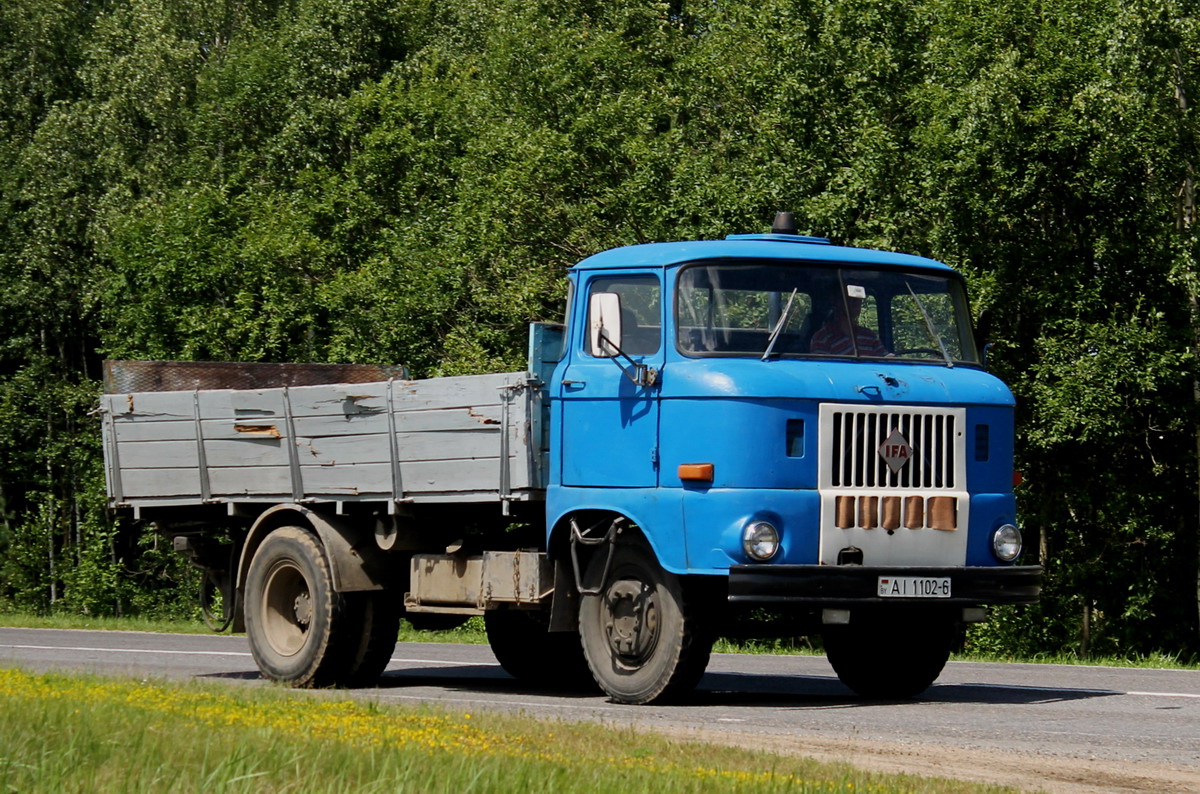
[0,667,1015,794]
[0,612,217,635]
[949,648,1200,669]
[714,636,823,655]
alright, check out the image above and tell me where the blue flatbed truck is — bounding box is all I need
[102,214,1041,703]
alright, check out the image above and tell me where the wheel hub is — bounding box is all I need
[261,561,312,657]
[293,592,312,627]
[603,579,660,663]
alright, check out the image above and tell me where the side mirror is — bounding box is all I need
[589,292,622,357]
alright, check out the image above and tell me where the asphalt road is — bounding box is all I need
[3,626,1199,792]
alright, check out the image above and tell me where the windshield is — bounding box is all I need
[676,261,980,365]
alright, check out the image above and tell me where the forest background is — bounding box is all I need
[1,0,1198,660]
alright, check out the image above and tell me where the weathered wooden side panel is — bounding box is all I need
[102,369,544,509]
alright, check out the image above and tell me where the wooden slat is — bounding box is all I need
[391,430,504,463]
[120,458,535,500]
[192,414,390,442]
[392,405,504,433]
[116,427,520,469]
[113,440,204,470]
[117,430,521,472]
[196,389,285,418]
[106,392,194,421]
[120,469,203,499]
[398,457,532,493]
[289,412,390,439]
[208,466,295,496]
[113,419,196,443]
[389,373,516,411]
[283,382,389,418]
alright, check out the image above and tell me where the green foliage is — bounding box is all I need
[0,0,1199,658]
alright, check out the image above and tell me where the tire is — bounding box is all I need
[579,536,713,704]
[339,592,401,687]
[822,609,955,698]
[244,526,349,687]
[484,608,595,691]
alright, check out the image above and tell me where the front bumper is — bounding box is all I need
[728,564,1042,607]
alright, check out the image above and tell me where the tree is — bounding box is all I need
[1,0,1199,659]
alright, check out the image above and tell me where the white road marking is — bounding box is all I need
[0,643,498,668]
[0,644,252,658]
[1126,690,1200,699]
[959,682,1200,700]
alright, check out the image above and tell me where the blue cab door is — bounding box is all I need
[558,273,663,488]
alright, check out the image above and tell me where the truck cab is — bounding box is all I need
[547,219,1039,702]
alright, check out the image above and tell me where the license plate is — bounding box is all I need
[877,576,951,598]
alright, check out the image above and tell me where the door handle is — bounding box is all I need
[561,380,586,389]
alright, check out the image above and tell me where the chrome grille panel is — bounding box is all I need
[819,405,966,491]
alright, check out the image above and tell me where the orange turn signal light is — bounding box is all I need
[678,463,714,483]
[1013,471,1024,487]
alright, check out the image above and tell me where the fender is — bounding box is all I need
[545,507,655,634]
[236,504,390,597]
[545,489,684,572]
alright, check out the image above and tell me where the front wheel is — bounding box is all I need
[822,609,956,698]
[579,536,713,704]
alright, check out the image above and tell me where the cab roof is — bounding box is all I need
[570,233,956,274]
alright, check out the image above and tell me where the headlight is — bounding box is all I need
[743,521,780,561]
[991,524,1022,562]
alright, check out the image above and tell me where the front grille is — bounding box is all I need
[822,405,965,491]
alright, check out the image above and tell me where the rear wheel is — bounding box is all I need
[484,608,594,690]
[245,526,346,686]
[339,591,400,687]
[822,609,956,698]
[245,526,397,688]
[579,535,713,704]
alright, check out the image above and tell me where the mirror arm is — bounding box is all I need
[601,334,658,387]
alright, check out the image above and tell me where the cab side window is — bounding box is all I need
[587,275,661,356]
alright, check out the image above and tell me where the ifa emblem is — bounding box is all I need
[877,428,912,473]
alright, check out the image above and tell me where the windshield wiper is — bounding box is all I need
[906,282,954,368]
[762,288,799,360]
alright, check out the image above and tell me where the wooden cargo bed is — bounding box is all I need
[101,369,547,512]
